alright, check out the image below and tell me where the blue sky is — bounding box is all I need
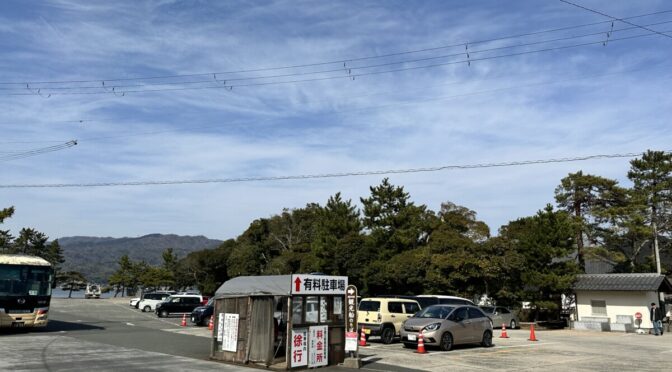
[1,0,671,241]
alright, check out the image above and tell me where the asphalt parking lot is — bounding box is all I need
[360,328,672,371]
[1,298,670,371]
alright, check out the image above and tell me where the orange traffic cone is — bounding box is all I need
[181,313,187,327]
[528,324,538,341]
[359,328,369,347]
[415,331,427,354]
[208,315,214,331]
[500,324,509,338]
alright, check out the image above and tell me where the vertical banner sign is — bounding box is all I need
[222,313,239,352]
[217,313,225,342]
[291,328,308,368]
[308,325,329,368]
[345,285,358,352]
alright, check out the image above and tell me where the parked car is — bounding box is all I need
[191,298,214,326]
[129,297,141,307]
[155,294,204,318]
[376,295,473,309]
[401,304,493,351]
[84,284,101,299]
[137,291,175,312]
[357,297,422,344]
[480,306,520,329]
[416,295,475,307]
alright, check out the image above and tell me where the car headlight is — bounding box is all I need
[423,323,441,331]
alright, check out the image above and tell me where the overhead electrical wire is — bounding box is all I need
[0,150,665,188]
[560,0,672,40]
[0,9,669,88]
[5,61,670,145]
[3,19,671,96]
[0,10,672,97]
[2,27,670,97]
[0,140,77,162]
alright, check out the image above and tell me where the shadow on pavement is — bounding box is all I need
[40,319,106,332]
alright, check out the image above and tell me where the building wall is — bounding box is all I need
[576,290,659,329]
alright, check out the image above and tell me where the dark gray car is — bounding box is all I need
[400,305,493,351]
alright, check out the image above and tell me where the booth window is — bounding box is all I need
[290,295,346,325]
[591,300,607,315]
[333,296,344,322]
[306,296,319,323]
[292,296,304,324]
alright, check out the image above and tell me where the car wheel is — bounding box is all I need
[481,330,493,347]
[439,332,453,351]
[143,306,151,313]
[159,310,168,318]
[510,320,517,329]
[381,327,394,344]
[402,342,414,349]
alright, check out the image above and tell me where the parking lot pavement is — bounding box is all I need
[0,334,252,371]
[3,299,670,372]
[358,329,672,371]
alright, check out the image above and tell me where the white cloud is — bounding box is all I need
[1,0,670,240]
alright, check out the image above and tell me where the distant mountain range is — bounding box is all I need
[58,234,223,283]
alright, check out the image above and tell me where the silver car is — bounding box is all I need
[400,305,493,351]
[480,306,520,329]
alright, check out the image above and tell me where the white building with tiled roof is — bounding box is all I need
[573,273,672,332]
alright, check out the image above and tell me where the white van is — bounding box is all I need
[138,292,175,312]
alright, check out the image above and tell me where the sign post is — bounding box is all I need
[342,285,361,369]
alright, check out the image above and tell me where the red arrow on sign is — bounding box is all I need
[294,277,302,292]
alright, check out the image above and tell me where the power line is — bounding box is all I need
[560,0,672,40]
[0,140,77,162]
[3,19,670,95]
[2,27,670,97]
[0,9,669,88]
[0,150,662,188]
[5,61,670,145]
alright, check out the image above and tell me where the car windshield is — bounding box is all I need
[206,298,214,306]
[480,306,495,314]
[414,305,454,319]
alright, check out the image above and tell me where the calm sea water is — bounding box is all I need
[51,288,115,299]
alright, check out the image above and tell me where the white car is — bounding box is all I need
[138,292,174,312]
[130,298,140,307]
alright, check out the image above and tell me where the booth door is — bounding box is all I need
[248,297,274,364]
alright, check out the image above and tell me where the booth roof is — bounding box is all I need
[214,275,293,298]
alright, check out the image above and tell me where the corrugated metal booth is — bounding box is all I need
[211,274,347,369]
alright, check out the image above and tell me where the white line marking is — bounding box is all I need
[126,322,135,326]
[423,342,561,356]
[361,356,377,362]
[113,303,180,327]
[661,349,672,354]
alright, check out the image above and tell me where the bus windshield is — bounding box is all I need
[0,264,52,297]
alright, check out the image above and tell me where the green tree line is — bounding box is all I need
[110,150,669,318]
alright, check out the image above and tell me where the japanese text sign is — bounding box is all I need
[291,328,308,367]
[308,325,329,368]
[291,274,348,295]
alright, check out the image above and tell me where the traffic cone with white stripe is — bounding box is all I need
[415,331,427,354]
[500,323,509,338]
[359,328,369,347]
[181,313,187,327]
[208,315,214,331]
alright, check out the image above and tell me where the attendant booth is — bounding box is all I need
[211,274,347,369]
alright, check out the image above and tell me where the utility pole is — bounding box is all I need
[653,221,662,274]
